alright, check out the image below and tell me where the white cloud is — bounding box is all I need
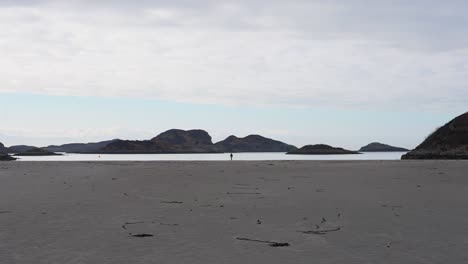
[0,1,467,111]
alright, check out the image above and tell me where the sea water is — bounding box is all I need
[14,152,407,161]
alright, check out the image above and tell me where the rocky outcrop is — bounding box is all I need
[8,145,37,153]
[0,154,16,161]
[402,112,468,159]
[45,139,118,153]
[14,148,62,156]
[99,129,220,153]
[359,142,409,152]
[215,135,297,153]
[287,144,361,155]
[0,142,8,154]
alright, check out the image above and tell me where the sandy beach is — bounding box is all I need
[1,160,467,263]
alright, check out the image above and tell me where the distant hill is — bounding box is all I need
[2,130,299,154]
[99,129,220,153]
[14,148,62,156]
[287,144,361,155]
[8,145,37,153]
[45,139,118,153]
[215,135,297,152]
[402,112,468,159]
[359,142,409,152]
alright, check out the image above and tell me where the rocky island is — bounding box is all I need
[99,129,221,153]
[215,135,297,152]
[287,144,361,155]
[359,142,409,152]
[96,129,299,154]
[14,148,63,156]
[402,112,468,159]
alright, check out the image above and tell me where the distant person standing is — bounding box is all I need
[230,153,233,160]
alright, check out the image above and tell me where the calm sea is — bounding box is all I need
[14,152,407,161]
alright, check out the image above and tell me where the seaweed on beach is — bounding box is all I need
[300,227,341,235]
[236,237,290,247]
[227,192,261,195]
[161,201,183,204]
[130,233,154,238]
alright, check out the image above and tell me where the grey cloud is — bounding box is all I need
[2,0,468,50]
[0,1,467,111]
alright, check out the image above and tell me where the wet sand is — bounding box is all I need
[0,160,467,263]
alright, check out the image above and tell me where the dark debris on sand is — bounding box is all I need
[130,234,154,238]
[160,201,183,204]
[300,227,341,235]
[236,237,290,247]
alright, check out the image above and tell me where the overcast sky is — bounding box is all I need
[0,1,467,148]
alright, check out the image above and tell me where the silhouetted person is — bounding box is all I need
[230,153,233,160]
